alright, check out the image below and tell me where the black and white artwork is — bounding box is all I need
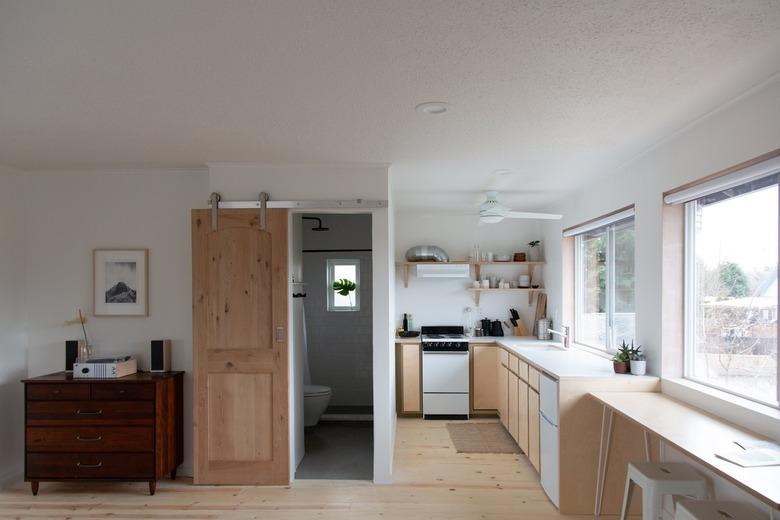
[104,261,138,303]
[94,249,148,316]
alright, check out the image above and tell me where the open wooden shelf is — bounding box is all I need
[397,260,545,288]
[467,287,545,305]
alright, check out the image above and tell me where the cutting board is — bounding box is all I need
[532,293,547,336]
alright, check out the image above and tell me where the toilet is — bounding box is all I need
[303,384,332,427]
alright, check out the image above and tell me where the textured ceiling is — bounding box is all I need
[1,0,779,210]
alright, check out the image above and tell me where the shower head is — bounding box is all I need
[302,216,329,231]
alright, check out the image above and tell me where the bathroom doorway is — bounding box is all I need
[292,213,374,480]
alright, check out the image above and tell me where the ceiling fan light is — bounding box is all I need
[479,214,504,224]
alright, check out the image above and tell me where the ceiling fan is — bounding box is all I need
[479,191,562,224]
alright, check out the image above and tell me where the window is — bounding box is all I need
[327,259,360,311]
[573,215,635,351]
[684,174,778,408]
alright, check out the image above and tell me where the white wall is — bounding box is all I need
[0,165,28,487]
[394,213,544,331]
[541,75,780,515]
[22,169,209,478]
[207,163,395,483]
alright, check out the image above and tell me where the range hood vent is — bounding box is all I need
[415,263,470,279]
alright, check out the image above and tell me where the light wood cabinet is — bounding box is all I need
[508,371,519,441]
[395,343,421,415]
[517,378,529,455]
[471,345,498,411]
[528,366,540,392]
[528,387,540,472]
[498,358,508,428]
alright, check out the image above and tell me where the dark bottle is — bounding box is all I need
[402,313,408,332]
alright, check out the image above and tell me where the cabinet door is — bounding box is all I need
[498,362,508,428]
[518,379,529,454]
[472,346,498,410]
[528,388,540,472]
[400,344,421,413]
[508,373,519,442]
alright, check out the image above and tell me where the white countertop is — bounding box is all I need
[496,337,634,380]
[395,334,656,381]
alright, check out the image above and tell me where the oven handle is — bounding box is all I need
[422,351,469,354]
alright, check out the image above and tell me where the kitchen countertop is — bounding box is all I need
[396,335,657,381]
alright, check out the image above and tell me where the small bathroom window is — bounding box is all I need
[327,259,360,311]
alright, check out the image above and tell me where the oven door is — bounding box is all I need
[422,351,469,393]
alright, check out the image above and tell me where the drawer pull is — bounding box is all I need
[52,389,60,394]
[118,389,126,394]
[76,409,103,415]
[76,435,103,442]
[76,461,103,468]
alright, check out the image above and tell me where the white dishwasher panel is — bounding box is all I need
[540,412,560,508]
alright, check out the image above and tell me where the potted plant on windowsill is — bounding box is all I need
[630,346,646,375]
[612,341,632,374]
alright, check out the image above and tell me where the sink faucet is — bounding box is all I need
[547,325,570,348]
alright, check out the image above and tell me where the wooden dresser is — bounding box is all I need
[22,371,184,496]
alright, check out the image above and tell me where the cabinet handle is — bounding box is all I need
[52,389,60,394]
[76,461,103,468]
[76,435,103,442]
[118,389,126,394]
[75,409,103,415]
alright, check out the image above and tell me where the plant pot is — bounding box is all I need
[613,361,629,374]
[630,360,647,375]
[528,247,542,262]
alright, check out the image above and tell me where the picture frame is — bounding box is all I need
[93,249,148,316]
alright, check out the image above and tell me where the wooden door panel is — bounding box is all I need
[207,373,273,462]
[193,208,288,485]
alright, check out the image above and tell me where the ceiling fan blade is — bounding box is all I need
[505,211,562,220]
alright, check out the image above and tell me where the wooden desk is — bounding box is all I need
[590,391,779,519]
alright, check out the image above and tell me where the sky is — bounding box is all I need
[697,184,778,274]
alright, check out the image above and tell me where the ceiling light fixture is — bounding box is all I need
[492,169,513,176]
[415,101,451,115]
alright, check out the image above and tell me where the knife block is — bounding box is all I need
[513,321,528,337]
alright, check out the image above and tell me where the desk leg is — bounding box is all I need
[643,430,651,461]
[595,405,614,519]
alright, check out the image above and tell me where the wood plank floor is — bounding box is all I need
[0,418,620,519]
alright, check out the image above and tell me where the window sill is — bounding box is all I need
[662,378,780,440]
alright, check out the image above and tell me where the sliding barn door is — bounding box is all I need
[192,208,288,484]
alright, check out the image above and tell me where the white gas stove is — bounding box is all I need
[420,326,469,419]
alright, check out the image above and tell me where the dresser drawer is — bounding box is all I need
[27,453,154,479]
[27,384,90,401]
[27,426,154,452]
[27,401,154,425]
[91,384,154,401]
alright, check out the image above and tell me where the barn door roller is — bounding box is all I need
[209,192,221,231]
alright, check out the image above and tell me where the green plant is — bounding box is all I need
[613,340,633,363]
[528,240,541,248]
[629,344,645,361]
[333,278,357,307]
[332,278,356,296]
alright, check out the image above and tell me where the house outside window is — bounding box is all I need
[327,259,360,311]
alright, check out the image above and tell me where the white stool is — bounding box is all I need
[620,462,709,520]
[675,499,768,519]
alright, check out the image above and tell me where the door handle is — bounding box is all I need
[275,327,285,343]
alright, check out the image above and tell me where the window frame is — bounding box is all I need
[573,216,635,352]
[326,258,360,312]
[682,184,780,409]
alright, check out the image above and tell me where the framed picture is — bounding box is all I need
[93,249,148,316]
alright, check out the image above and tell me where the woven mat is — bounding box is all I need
[446,422,522,454]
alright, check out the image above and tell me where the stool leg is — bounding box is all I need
[619,478,635,520]
[642,489,661,520]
